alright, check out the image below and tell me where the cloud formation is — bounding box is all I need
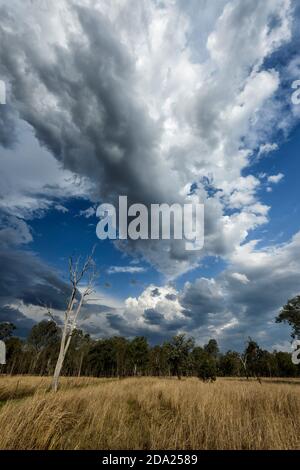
[0,0,300,349]
[0,0,297,277]
[107,232,300,350]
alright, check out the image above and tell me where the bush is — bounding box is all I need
[197,357,217,382]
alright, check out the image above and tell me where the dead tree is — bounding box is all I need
[52,250,97,392]
[239,354,249,380]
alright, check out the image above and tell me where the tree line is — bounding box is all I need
[1,321,299,380]
[1,248,299,387]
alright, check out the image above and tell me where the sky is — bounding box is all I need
[0,0,300,351]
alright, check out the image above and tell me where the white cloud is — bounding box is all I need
[0,0,297,280]
[54,204,69,214]
[267,173,284,184]
[231,272,250,284]
[0,0,298,290]
[1,0,300,351]
[258,142,278,157]
[0,215,32,247]
[114,230,300,350]
[120,285,185,334]
[0,122,91,218]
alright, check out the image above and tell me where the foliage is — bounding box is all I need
[1,307,300,378]
[276,295,300,339]
[0,322,16,341]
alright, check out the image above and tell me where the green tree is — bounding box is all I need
[28,320,60,374]
[276,295,300,339]
[149,345,169,376]
[86,339,115,377]
[5,337,23,375]
[112,336,129,378]
[256,350,277,377]
[28,320,60,352]
[63,329,91,377]
[241,338,262,381]
[165,334,195,380]
[196,354,217,382]
[274,351,298,377]
[219,351,241,376]
[0,322,16,341]
[191,345,217,381]
[204,339,219,359]
[128,336,149,376]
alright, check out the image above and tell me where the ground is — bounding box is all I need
[0,376,300,450]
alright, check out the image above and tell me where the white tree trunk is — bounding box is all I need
[52,317,69,392]
[52,353,64,392]
[51,250,96,391]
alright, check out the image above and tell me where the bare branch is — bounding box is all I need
[52,246,98,391]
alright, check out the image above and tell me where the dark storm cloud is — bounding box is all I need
[143,308,188,331]
[0,1,201,277]
[0,213,72,329]
[0,215,32,247]
[0,0,295,281]
[144,308,164,324]
[173,235,300,350]
[0,213,118,337]
[165,293,177,301]
[80,302,115,320]
[102,234,300,351]
[106,311,185,345]
[0,305,35,339]
[180,277,224,329]
[0,248,71,311]
[106,312,149,338]
[0,0,298,348]
[0,106,17,148]
[0,4,170,207]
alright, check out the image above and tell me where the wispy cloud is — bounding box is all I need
[107,266,147,275]
[79,206,96,218]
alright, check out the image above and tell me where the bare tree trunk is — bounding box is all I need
[52,317,69,392]
[240,356,249,380]
[52,353,64,392]
[51,250,97,392]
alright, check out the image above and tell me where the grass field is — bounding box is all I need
[0,375,300,450]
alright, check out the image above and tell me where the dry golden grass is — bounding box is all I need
[0,376,300,450]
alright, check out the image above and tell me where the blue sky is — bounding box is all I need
[243,124,300,247]
[0,0,300,351]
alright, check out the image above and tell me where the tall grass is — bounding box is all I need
[0,376,299,450]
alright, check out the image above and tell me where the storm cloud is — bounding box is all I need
[0,0,300,349]
[0,0,297,277]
